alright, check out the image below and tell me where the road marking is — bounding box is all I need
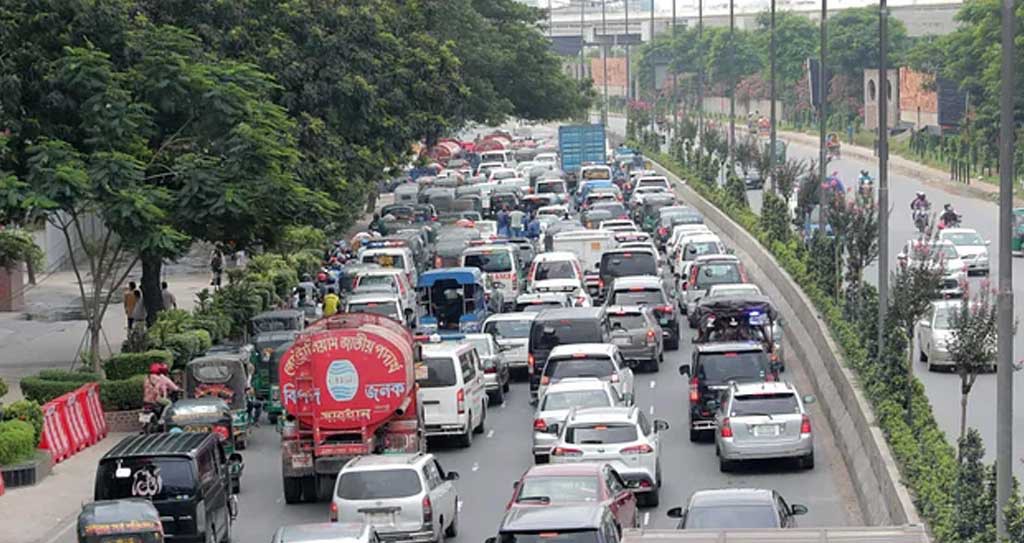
[649,405,655,415]
[458,499,464,512]
[644,512,650,526]
[43,520,75,543]
[472,462,480,472]
[487,429,495,438]
[649,380,656,389]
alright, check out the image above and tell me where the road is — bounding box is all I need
[606,113,1024,480]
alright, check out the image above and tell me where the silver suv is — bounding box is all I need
[713,381,815,472]
[331,453,460,542]
[532,378,624,463]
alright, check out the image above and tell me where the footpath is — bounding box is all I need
[0,204,384,543]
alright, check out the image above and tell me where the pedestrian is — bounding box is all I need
[130,287,147,329]
[509,208,526,238]
[496,206,511,238]
[161,281,177,310]
[210,250,223,288]
[322,287,340,317]
[526,214,541,239]
[124,281,138,329]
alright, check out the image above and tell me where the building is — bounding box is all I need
[862,67,966,134]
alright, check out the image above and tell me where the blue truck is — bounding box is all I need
[558,124,607,191]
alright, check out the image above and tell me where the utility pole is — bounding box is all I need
[580,0,586,82]
[603,0,609,125]
[728,0,735,168]
[626,0,631,101]
[549,0,553,38]
[818,0,827,233]
[769,0,777,188]
[672,0,677,141]
[996,0,1016,536]
[650,0,657,138]
[877,0,890,361]
[697,0,703,144]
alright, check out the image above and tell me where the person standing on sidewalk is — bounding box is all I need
[161,281,177,310]
[210,250,223,288]
[130,288,147,329]
[124,281,139,329]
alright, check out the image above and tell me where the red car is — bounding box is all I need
[507,463,639,530]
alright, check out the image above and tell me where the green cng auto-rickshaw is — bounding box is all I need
[161,397,245,493]
[185,355,251,449]
[248,310,304,424]
[78,499,164,543]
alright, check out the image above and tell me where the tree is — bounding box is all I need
[753,11,818,101]
[774,157,809,208]
[825,7,909,105]
[840,192,880,289]
[734,138,757,178]
[704,27,763,94]
[955,428,993,540]
[724,172,749,210]
[946,282,998,443]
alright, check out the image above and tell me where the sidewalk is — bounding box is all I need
[0,432,131,543]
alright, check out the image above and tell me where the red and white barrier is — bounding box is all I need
[62,392,92,450]
[37,382,109,463]
[81,383,108,440]
[38,400,71,463]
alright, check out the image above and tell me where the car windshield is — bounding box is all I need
[465,251,513,272]
[358,275,396,288]
[934,307,955,329]
[363,253,405,269]
[537,181,566,194]
[484,320,532,339]
[534,261,576,280]
[944,232,984,246]
[684,505,779,529]
[610,288,664,306]
[609,314,646,329]
[602,253,657,278]
[499,531,600,543]
[542,390,611,411]
[347,302,399,317]
[466,337,493,356]
[517,476,602,503]
[933,244,959,259]
[566,423,637,444]
[685,241,722,258]
[545,358,615,380]
[698,352,768,384]
[336,469,422,500]
[95,458,196,501]
[695,263,741,288]
[416,358,457,387]
[731,393,801,417]
[638,179,667,188]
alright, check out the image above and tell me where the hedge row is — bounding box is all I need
[20,369,145,412]
[643,146,960,541]
[103,350,174,380]
[0,420,35,465]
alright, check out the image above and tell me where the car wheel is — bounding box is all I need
[458,423,473,448]
[719,457,733,473]
[533,453,549,464]
[489,387,504,407]
[474,403,486,434]
[236,439,246,451]
[800,453,815,470]
[689,428,700,442]
[283,477,302,504]
[445,509,459,538]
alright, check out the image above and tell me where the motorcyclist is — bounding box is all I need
[858,170,874,186]
[910,192,930,211]
[940,204,960,227]
[143,362,180,419]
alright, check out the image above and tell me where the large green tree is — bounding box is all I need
[753,11,818,101]
[825,7,909,104]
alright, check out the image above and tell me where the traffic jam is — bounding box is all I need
[83,124,929,543]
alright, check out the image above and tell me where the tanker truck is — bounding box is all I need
[278,313,424,503]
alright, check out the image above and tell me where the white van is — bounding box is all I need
[460,242,521,311]
[416,342,488,447]
[360,246,417,289]
[480,150,512,166]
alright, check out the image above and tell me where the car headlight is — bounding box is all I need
[492,281,506,289]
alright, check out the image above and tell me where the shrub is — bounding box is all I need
[146,309,196,347]
[0,420,35,465]
[99,376,146,411]
[37,369,100,383]
[0,376,7,400]
[191,313,231,343]
[20,370,100,404]
[163,332,204,369]
[288,249,324,278]
[104,350,174,380]
[2,400,44,447]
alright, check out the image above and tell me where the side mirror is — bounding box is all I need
[445,471,460,481]
[791,504,809,516]
[666,507,684,519]
[654,419,670,432]
[512,481,520,489]
[678,364,691,376]
[803,394,816,405]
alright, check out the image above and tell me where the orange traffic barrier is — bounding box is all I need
[80,383,108,440]
[61,390,93,451]
[38,400,71,463]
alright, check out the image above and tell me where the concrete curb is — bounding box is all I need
[648,159,923,530]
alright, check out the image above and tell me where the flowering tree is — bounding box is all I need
[946,282,999,443]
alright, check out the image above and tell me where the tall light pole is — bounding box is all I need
[877,0,890,360]
[626,0,631,101]
[769,0,777,187]
[603,0,609,124]
[728,0,735,168]
[549,0,553,38]
[580,0,586,81]
[818,0,827,233]
[697,0,703,144]
[672,0,677,141]
[650,0,657,138]
[996,0,1016,536]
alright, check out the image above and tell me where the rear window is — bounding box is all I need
[542,390,612,411]
[601,253,657,278]
[499,532,600,543]
[698,352,769,384]
[638,178,667,188]
[565,423,637,444]
[416,358,457,387]
[95,458,196,501]
[592,203,626,217]
[684,241,722,259]
[357,275,396,288]
[695,263,742,288]
[518,301,565,312]
[609,314,646,329]
[517,476,601,503]
[336,469,422,500]
[609,288,664,306]
[537,181,566,194]
[731,393,800,416]
[684,505,779,529]
[484,320,532,339]
[347,302,399,317]
[532,321,604,351]
[544,357,615,380]
[534,261,576,280]
[464,251,513,273]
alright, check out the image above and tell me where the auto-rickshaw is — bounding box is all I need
[249,327,300,425]
[160,398,245,492]
[416,267,494,335]
[78,499,164,543]
[694,294,785,372]
[184,355,252,449]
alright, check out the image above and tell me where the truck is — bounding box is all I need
[277,313,423,503]
[621,527,929,543]
[558,124,607,192]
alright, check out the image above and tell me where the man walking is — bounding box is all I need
[124,281,138,329]
[210,250,223,288]
[161,281,177,310]
[130,286,146,329]
[509,208,526,238]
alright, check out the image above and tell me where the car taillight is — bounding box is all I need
[646,329,656,344]
[422,495,433,523]
[720,418,733,438]
[534,418,548,431]
[431,216,438,222]
[620,443,654,454]
[541,376,550,385]
[528,353,535,372]
[330,501,338,522]
[598,278,604,289]
[457,388,465,414]
[485,366,496,374]
[658,227,668,236]
[657,305,673,314]
[213,425,230,441]
[689,377,699,403]
[801,415,812,435]
[551,447,583,457]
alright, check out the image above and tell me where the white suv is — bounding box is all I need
[332,453,461,543]
[417,342,488,448]
[549,406,669,507]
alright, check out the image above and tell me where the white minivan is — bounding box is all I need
[416,342,488,448]
[461,242,521,311]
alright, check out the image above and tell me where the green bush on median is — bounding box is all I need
[1,400,44,447]
[0,419,35,465]
[104,350,174,380]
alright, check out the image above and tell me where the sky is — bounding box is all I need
[526,0,962,18]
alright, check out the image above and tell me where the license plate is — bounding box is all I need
[753,425,779,437]
[291,454,313,469]
[659,318,669,324]
[613,337,631,345]
[138,413,152,424]
[367,512,393,525]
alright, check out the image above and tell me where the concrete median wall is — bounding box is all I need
[649,160,922,529]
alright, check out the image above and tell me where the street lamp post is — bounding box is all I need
[672,0,677,141]
[769,0,776,188]
[728,0,735,168]
[603,0,609,125]
[580,0,586,82]
[818,0,827,233]
[697,0,703,144]
[626,0,631,101]
[877,0,890,360]
[651,0,657,138]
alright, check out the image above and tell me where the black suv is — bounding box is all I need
[487,504,621,543]
[678,342,775,442]
[95,432,241,543]
[598,249,659,301]
[528,307,611,399]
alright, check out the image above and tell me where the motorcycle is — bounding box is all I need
[858,175,874,197]
[139,390,182,434]
[912,206,930,233]
[938,213,962,230]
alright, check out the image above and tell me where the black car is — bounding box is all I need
[598,249,659,301]
[678,342,774,442]
[95,433,241,543]
[667,488,807,529]
[488,504,621,543]
[528,307,611,399]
